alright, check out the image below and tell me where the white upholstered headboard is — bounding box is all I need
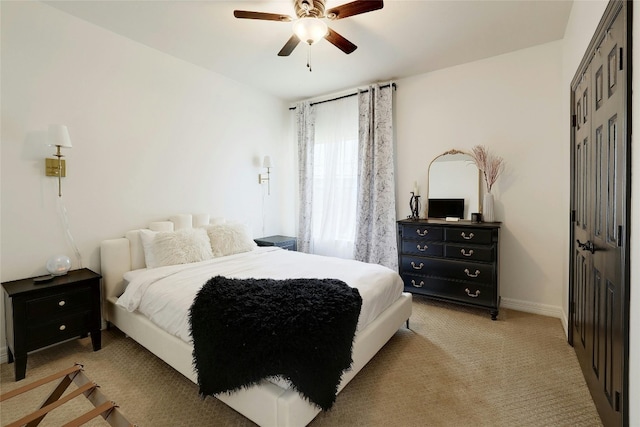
[100,213,224,311]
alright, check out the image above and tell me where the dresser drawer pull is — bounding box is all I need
[411,279,424,288]
[58,300,66,307]
[461,249,474,257]
[464,268,481,278]
[416,229,428,236]
[416,244,428,251]
[461,232,475,240]
[59,325,66,331]
[410,262,424,270]
[465,288,481,298]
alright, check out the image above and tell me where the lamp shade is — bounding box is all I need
[48,125,72,148]
[262,155,273,168]
[293,17,328,45]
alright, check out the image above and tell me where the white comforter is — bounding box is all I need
[117,247,403,343]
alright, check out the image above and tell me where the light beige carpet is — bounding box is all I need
[1,297,602,426]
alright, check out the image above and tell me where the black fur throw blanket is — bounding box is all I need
[189,275,363,411]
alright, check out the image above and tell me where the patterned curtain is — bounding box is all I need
[296,101,315,253]
[354,84,397,270]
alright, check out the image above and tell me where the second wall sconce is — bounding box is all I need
[258,155,272,195]
[45,124,72,197]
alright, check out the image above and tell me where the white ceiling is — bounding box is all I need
[45,0,573,101]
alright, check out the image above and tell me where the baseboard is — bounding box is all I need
[501,297,564,319]
[560,310,569,338]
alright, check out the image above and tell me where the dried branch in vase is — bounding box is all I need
[470,145,504,193]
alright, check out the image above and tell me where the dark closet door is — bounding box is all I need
[569,2,630,426]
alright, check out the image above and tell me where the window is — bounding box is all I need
[311,96,358,259]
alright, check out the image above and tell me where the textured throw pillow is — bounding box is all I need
[140,228,214,268]
[204,222,257,257]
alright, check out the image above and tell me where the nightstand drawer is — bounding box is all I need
[278,242,296,251]
[26,287,91,319]
[26,311,91,350]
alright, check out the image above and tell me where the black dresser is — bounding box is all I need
[397,219,500,320]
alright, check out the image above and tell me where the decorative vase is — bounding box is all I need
[483,192,495,222]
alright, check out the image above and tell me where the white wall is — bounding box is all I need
[0,2,294,358]
[395,41,565,317]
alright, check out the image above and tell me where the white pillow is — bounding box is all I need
[139,229,159,268]
[139,228,214,268]
[204,222,257,257]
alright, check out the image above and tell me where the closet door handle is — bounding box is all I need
[461,232,475,240]
[411,262,424,270]
[461,249,474,257]
[464,268,480,278]
[576,239,596,254]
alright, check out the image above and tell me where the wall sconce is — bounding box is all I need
[258,155,272,195]
[45,125,72,197]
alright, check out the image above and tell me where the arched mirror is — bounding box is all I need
[426,149,480,220]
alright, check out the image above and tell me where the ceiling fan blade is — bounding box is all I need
[233,10,292,22]
[278,35,301,56]
[326,0,383,20]
[325,28,357,54]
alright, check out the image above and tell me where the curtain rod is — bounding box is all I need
[288,82,396,110]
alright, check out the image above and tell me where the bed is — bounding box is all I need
[100,214,412,427]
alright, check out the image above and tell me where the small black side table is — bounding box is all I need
[254,235,297,251]
[2,268,102,381]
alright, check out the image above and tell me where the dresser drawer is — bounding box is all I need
[26,311,91,350]
[26,287,92,320]
[401,274,495,307]
[445,244,495,262]
[401,240,443,257]
[400,224,444,241]
[401,256,495,285]
[445,227,493,244]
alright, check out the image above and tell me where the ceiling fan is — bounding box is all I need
[233,0,383,57]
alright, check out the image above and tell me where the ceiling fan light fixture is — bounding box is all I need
[293,17,328,45]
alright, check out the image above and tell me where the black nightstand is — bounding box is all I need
[2,268,102,381]
[254,235,297,251]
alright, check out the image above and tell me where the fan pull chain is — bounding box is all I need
[307,45,312,72]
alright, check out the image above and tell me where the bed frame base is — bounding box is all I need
[105,293,411,427]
